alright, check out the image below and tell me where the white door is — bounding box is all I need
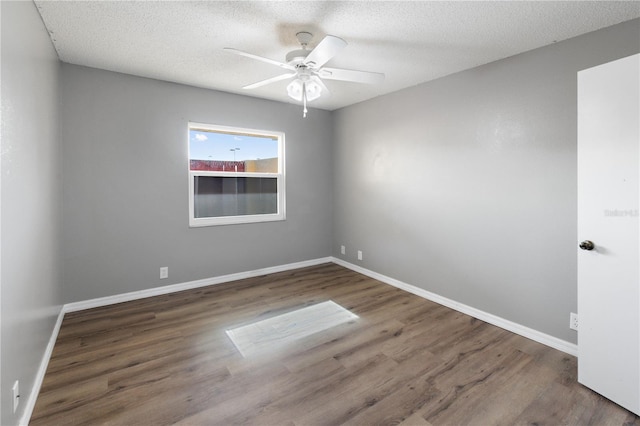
[577,53,640,416]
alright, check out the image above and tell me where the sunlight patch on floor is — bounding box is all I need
[225,300,358,357]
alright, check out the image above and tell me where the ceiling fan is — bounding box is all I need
[224,32,384,117]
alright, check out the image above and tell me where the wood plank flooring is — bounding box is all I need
[31,263,640,425]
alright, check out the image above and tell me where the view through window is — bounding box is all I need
[188,123,285,226]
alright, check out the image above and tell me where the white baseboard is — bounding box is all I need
[64,257,333,313]
[22,257,331,426]
[20,308,66,426]
[330,257,578,357]
[25,255,576,425]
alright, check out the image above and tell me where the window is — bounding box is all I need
[188,122,285,227]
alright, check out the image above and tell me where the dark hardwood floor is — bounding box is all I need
[31,263,639,425]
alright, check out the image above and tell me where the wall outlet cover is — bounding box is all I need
[570,312,578,331]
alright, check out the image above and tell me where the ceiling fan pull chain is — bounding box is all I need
[303,81,308,118]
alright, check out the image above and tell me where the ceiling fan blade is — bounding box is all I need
[302,35,347,69]
[224,48,296,71]
[243,73,296,90]
[319,67,385,85]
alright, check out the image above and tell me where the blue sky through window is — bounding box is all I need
[189,129,278,162]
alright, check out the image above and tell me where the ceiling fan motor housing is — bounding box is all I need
[287,32,314,65]
[286,49,310,65]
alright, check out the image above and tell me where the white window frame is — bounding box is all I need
[188,122,285,227]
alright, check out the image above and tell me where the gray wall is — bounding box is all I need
[333,18,640,344]
[60,64,333,302]
[2,7,637,424]
[1,1,62,424]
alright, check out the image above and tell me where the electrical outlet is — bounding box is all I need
[12,380,19,413]
[570,312,578,331]
[340,245,346,255]
[357,250,363,261]
[160,267,168,279]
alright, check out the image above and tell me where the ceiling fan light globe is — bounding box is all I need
[305,80,323,101]
[287,78,323,102]
[286,79,304,101]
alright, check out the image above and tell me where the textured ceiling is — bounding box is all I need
[34,1,640,111]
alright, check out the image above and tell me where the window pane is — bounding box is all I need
[189,129,278,173]
[188,122,285,227]
[193,176,278,218]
